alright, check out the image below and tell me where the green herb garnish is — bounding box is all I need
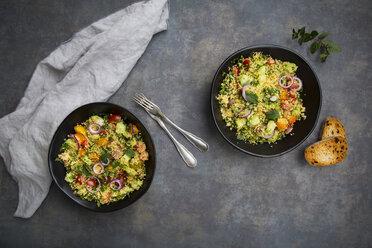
[292,26,341,62]
[112,161,120,168]
[244,91,258,104]
[55,157,63,163]
[82,166,92,176]
[100,152,110,164]
[265,110,279,121]
[60,141,69,151]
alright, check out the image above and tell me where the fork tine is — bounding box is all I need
[133,97,151,111]
[135,93,156,108]
[138,93,157,107]
[133,95,155,112]
[134,96,152,108]
[142,97,155,107]
[139,93,152,104]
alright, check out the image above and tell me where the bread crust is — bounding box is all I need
[305,136,348,166]
[321,116,346,140]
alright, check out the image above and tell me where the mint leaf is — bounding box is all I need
[292,29,298,39]
[324,41,341,53]
[82,166,91,176]
[298,37,304,45]
[100,152,110,163]
[310,42,321,54]
[310,30,319,39]
[245,91,258,104]
[318,32,330,40]
[292,26,341,63]
[265,110,279,121]
[299,27,305,36]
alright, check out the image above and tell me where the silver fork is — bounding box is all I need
[133,93,209,152]
[133,97,197,168]
[146,111,197,168]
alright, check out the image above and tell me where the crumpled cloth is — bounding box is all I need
[0,0,168,218]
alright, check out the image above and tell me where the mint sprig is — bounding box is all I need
[292,27,341,62]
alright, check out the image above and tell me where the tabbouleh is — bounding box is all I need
[56,114,148,206]
[217,52,306,144]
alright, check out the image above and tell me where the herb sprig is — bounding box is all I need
[292,27,341,62]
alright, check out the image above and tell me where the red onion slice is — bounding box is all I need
[93,163,104,175]
[234,107,253,119]
[69,134,80,150]
[110,179,123,191]
[85,176,101,194]
[261,127,275,139]
[88,123,101,134]
[242,83,251,102]
[279,75,294,89]
[291,76,303,91]
[285,126,293,134]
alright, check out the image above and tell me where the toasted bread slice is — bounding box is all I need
[305,136,348,166]
[320,117,346,140]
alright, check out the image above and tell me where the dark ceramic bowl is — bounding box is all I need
[211,45,322,157]
[48,102,155,211]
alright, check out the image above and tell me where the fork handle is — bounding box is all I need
[154,116,197,168]
[160,114,209,152]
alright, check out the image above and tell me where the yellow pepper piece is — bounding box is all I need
[97,138,108,147]
[74,125,86,136]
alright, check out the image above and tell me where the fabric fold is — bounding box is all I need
[0,0,169,218]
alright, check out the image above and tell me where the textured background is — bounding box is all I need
[0,0,371,247]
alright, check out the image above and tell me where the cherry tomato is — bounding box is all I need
[81,140,88,149]
[233,66,239,76]
[290,81,300,90]
[281,101,291,110]
[75,174,83,185]
[288,90,296,99]
[267,57,275,65]
[243,59,250,66]
[109,114,121,123]
[85,178,98,188]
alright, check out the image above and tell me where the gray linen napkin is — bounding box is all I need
[0,0,169,218]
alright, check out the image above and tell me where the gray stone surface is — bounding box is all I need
[0,0,371,247]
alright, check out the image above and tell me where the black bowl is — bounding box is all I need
[48,102,155,211]
[211,45,322,157]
